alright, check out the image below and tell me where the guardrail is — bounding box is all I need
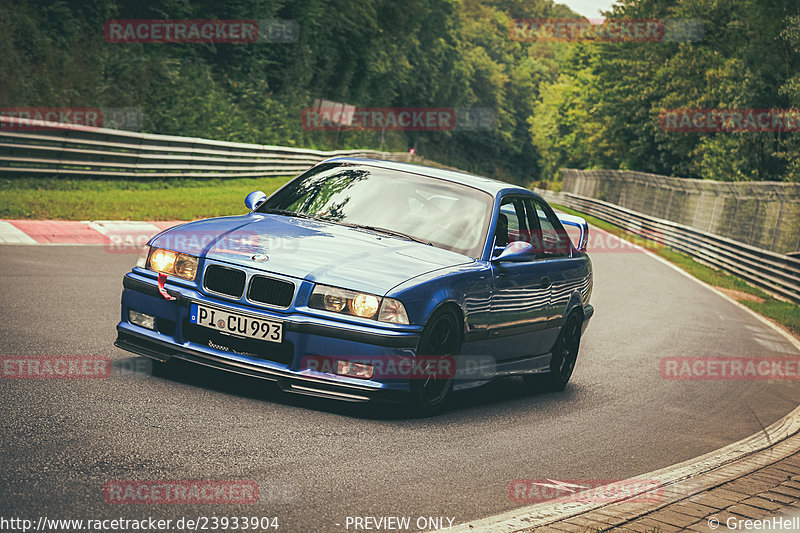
[0,116,417,178]
[560,168,800,255]
[537,189,800,304]
[5,117,795,303]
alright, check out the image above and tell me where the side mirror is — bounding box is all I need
[244,190,267,212]
[492,241,536,263]
[557,213,589,252]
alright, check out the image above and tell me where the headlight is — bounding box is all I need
[378,297,409,324]
[309,285,408,324]
[350,293,379,318]
[146,248,199,281]
[174,253,198,279]
[322,287,347,312]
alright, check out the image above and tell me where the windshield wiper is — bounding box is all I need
[262,210,432,246]
[261,208,319,220]
[341,223,432,246]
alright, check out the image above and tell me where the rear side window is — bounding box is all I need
[529,198,571,257]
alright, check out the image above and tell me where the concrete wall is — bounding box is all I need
[560,169,800,254]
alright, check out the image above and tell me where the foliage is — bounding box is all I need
[532,0,800,182]
[2,0,797,184]
[0,0,574,184]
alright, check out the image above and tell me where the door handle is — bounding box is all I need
[540,276,551,288]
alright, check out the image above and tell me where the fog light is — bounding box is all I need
[128,309,156,330]
[336,360,374,379]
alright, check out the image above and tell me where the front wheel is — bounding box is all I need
[407,309,461,416]
[523,312,582,392]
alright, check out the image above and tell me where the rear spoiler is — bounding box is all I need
[557,213,589,252]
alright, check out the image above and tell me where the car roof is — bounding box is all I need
[319,157,532,196]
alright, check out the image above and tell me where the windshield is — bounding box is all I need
[258,164,493,258]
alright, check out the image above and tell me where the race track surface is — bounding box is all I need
[1,233,798,531]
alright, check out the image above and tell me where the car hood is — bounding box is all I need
[150,214,473,295]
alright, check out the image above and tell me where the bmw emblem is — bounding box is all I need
[251,254,269,262]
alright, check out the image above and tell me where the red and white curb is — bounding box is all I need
[0,220,184,245]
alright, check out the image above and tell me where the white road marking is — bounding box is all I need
[86,220,161,235]
[0,221,37,244]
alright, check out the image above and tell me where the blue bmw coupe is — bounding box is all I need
[115,158,594,414]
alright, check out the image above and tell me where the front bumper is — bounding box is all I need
[116,272,422,402]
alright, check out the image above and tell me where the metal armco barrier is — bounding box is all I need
[0,116,418,178]
[559,168,800,255]
[538,189,800,304]
[3,116,796,303]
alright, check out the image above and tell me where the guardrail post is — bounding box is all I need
[772,196,785,251]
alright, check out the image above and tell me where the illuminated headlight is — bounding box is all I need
[350,293,379,318]
[128,309,156,330]
[309,285,408,324]
[146,248,199,281]
[336,360,374,379]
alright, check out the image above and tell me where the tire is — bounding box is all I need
[523,312,582,392]
[407,309,462,416]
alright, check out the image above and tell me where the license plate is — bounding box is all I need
[190,304,283,343]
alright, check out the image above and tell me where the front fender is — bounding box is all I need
[387,262,491,329]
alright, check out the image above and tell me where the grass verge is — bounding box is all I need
[2,179,797,336]
[553,203,800,337]
[0,176,292,220]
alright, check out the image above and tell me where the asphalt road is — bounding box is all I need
[1,236,799,532]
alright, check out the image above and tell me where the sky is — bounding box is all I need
[557,0,617,19]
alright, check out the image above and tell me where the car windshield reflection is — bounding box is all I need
[258,164,493,258]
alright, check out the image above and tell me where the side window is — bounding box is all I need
[495,197,529,249]
[529,198,571,257]
[494,196,570,257]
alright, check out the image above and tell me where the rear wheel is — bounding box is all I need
[523,312,582,392]
[408,309,461,416]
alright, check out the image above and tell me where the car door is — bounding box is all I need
[487,196,553,361]
[529,196,584,353]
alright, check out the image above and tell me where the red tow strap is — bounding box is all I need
[158,273,177,301]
